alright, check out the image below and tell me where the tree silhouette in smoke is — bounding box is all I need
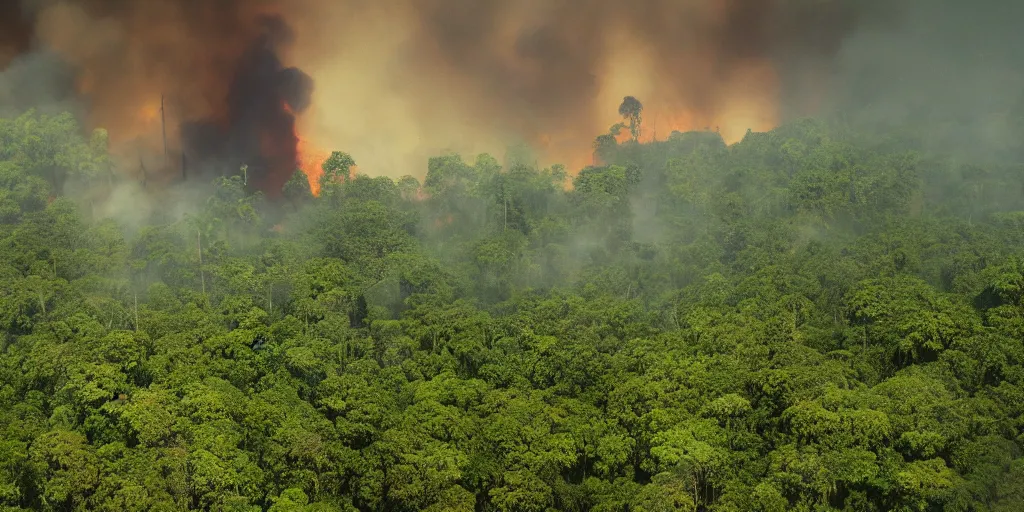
[619,96,643,143]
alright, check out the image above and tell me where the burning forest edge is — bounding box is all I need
[2,0,889,189]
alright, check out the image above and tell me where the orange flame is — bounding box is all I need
[296,137,328,195]
[285,100,328,195]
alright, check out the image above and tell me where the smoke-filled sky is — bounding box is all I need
[1,0,1023,189]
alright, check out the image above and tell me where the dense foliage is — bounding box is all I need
[1,109,1024,511]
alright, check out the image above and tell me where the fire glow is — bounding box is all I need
[296,136,328,195]
[284,100,328,195]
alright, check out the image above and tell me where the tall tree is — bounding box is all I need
[619,96,644,143]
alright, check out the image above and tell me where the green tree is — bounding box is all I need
[283,170,314,209]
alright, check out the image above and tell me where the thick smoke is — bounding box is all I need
[396,0,871,135]
[1,0,1022,191]
[824,0,1024,161]
[1,0,312,193]
[0,2,31,68]
[283,0,891,176]
[181,15,313,194]
[293,0,1023,170]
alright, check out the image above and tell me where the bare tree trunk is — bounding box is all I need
[197,229,206,295]
[161,94,168,166]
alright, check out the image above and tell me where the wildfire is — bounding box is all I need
[283,99,328,195]
[296,136,328,195]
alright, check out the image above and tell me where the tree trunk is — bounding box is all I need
[197,229,206,295]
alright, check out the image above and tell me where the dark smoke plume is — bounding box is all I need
[182,15,313,194]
